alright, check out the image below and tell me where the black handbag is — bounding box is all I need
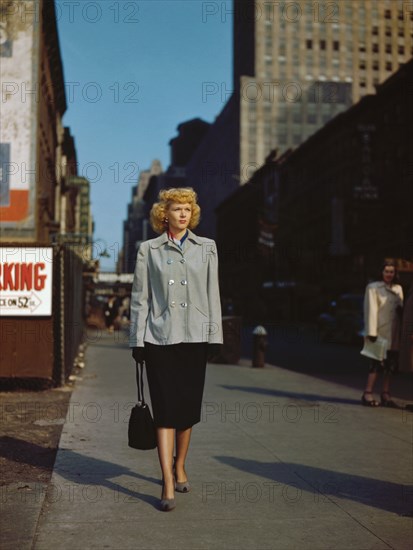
[128,360,157,450]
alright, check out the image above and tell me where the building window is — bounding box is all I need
[333,40,339,51]
[360,80,366,87]
[385,27,392,37]
[385,44,392,53]
[385,9,391,19]
[372,26,379,36]
[320,39,326,50]
[398,10,404,21]
[277,110,287,124]
[372,43,379,53]
[306,39,312,49]
[398,45,405,55]
[373,61,379,71]
[386,61,392,71]
[359,62,366,70]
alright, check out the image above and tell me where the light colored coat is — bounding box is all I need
[129,229,223,347]
[364,281,404,350]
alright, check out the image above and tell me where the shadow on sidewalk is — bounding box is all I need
[214,456,412,516]
[0,437,160,509]
[220,384,360,406]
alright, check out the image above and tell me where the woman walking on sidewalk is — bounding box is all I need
[129,187,223,511]
[361,260,404,407]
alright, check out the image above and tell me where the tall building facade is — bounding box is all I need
[0,0,89,385]
[122,160,163,273]
[188,0,413,236]
[216,59,413,322]
[235,0,413,177]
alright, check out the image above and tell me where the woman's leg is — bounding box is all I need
[157,427,175,498]
[175,427,192,482]
[382,373,391,394]
[364,371,378,394]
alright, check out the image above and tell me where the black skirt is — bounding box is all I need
[144,342,208,430]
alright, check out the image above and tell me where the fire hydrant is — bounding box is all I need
[252,325,268,368]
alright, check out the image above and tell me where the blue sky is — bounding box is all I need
[56,0,232,270]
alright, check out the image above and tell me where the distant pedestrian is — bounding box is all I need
[104,295,118,332]
[361,261,404,406]
[129,187,223,511]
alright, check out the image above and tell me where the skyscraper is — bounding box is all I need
[234,0,413,179]
[187,0,413,237]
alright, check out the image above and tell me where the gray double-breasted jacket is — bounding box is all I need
[129,229,223,347]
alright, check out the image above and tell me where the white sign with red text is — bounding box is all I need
[0,247,53,316]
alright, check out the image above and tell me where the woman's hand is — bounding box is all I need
[132,347,145,363]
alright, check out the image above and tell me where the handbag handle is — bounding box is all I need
[135,360,146,405]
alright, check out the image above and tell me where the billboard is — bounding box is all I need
[0,0,39,237]
[0,247,53,316]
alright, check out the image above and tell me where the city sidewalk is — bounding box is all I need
[30,333,412,549]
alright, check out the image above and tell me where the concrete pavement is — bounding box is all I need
[31,332,412,549]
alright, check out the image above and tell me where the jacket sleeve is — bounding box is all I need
[364,284,378,337]
[129,242,151,347]
[206,241,223,344]
[398,285,404,305]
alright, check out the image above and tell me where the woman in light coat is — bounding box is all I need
[129,187,223,511]
[362,261,404,406]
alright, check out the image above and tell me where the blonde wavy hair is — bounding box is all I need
[149,187,201,234]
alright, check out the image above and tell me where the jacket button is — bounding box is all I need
[181,279,187,285]
[180,302,187,308]
[167,259,173,264]
[170,301,176,307]
[180,258,186,263]
[168,279,175,285]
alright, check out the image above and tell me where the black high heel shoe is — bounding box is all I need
[173,457,191,493]
[380,392,398,408]
[361,391,379,407]
[160,481,176,511]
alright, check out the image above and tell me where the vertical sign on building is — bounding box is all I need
[0,0,39,238]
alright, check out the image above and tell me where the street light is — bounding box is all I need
[92,238,111,259]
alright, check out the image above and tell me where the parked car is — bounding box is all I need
[317,293,364,345]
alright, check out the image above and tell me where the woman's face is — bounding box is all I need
[382,265,396,284]
[167,202,192,234]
